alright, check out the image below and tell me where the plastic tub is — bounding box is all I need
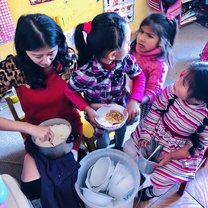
[75,149,140,208]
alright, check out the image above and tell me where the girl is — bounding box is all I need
[65,12,145,149]
[0,14,83,207]
[124,61,208,201]
[131,13,177,117]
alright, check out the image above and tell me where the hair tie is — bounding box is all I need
[203,117,208,125]
[167,13,175,21]
[83,21,92,34]
[196,125,205,134]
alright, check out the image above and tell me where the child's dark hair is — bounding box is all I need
[183,61,208,104]
[14,13,73,89]
[131,13,177,67]
[74,12,127,67]
[162,0,179,13]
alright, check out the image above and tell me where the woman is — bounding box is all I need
[0,13,83,208]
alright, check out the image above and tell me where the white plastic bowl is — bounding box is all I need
[107,163,135,199]
[82,188,113,207]
[137,154,156,174]
[95,104,128,130]
[86,157,115,192]
[89,157,112,187]
[108,174,134,199]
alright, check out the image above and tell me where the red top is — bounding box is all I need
[16,70,82,150]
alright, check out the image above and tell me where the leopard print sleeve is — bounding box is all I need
[67,47,78,71]
[59,47,78,82]
[0,55,25,98]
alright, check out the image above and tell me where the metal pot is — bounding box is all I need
[32,118,78,159]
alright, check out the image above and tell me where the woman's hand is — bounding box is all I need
[126,99,140,123]
[25,124,54,143]
[0,118,54,143]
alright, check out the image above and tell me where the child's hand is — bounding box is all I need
[90,103,108,110]
[84,106,100,127]
[137,139,149,147]
[126,99,140,123]
[154,152,172,167]
[141,95,150,104]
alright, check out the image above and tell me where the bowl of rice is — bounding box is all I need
[32,118,74,159]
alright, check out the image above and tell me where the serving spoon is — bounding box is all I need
[147,145,162,160]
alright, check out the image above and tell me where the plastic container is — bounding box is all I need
[0,174,33,208]
[137,154,156,174]
[75,149,140,208]
[0,176,8,208]
[137,144,162,174]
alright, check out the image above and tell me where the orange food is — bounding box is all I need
[105,110,124,124]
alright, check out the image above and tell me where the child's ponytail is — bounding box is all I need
[166,14,177,47]
[75,13,127,68]
[189,117,208,156]
[162,0,179,13]
[74,23,93,67]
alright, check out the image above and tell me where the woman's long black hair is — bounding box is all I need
[14,13,73,89]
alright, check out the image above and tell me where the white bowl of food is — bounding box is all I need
[32,118,76,159]
[95,104,128,130]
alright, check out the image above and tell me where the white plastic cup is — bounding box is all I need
[137,154,155,174]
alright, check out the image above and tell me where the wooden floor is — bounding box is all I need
[133,162,208,208]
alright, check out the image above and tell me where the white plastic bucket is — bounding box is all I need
[75,149,140,208]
